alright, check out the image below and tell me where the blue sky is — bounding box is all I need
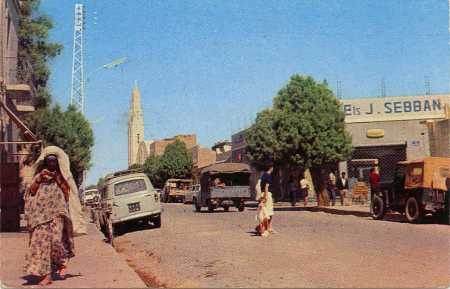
[39,0,449,185]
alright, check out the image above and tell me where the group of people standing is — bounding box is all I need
[326,171,349,206]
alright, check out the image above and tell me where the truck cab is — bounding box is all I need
[371,157,450,224]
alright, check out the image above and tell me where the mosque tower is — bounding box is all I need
[128,81,145,166]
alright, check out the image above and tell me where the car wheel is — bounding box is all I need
[152,215,161,228]
[223,204,230,212]
[193,198,201,212]
[371,195,385,220]
[208,202,214,212]
[107,218,114,246]
[238,204,245,212]
[405,197,423,223]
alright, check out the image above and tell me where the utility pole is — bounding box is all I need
[70,3,85,114]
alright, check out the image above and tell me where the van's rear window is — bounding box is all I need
[114,179,147,196]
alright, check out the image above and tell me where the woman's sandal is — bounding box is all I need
[38,274,53,286]
[56,265,67,280]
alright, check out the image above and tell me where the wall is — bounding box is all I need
[346,119,430,160]
[149,134,197,157]
[191,145,216,169]
[1,0,20,84]
[429,119,450,157]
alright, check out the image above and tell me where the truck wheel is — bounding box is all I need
[223,204,230,212]
[193,198,201,212]
[107,219,114,247]
[152,215,161,228]
[238,203,245,212]
[208,203,214,212]
[446,191,450,225]
[371,195,385,220]
[405,197,423,223]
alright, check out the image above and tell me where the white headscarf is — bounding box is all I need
[32,145,87,236]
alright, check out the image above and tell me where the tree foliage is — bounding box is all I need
[139,140,193,188]
[26,105,94,184]
[246,74,352,180]
[159,140,193,180]
[142,155,163,188]
[85,184,97,190]
[96,177,105,189]
[18,0,63,109]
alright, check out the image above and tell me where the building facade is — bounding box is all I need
[212,140,232,163]
[342,94,449,182]
[1,0,39,232]
[148,134,197,158]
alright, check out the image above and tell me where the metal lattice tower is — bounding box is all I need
[70,4,85,114]
[336,80,342,99]
[425,75,431,95]
[380,78,386,98]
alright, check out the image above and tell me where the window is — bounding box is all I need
[440,167,449,178]
[114,179,147,196]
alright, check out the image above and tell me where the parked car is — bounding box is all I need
[371,157,450,224]
[163,179,193,203]
[184,184,200,204]
[194,163,251,212]
[82,189,100,207]
[94,169,162,245]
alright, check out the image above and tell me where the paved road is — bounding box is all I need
[115,203,450,288]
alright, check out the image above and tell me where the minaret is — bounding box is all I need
[128,81,145,166]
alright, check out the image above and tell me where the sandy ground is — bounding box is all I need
[115,203,450,288]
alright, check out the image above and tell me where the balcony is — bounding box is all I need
[4,59,37,113]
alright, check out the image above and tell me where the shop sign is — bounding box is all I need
[342,95,449,123]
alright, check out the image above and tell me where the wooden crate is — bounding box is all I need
[351,182,369,205]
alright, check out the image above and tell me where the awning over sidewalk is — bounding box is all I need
[0,99,37,142]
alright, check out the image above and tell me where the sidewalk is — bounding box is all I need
[0,222,146,288]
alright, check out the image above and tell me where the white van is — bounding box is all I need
[97,170,162,243]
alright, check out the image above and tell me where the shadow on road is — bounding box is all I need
[271,205,449,225]
[274,206,372,218]
[21,273,82,286]
[114,221,160,237]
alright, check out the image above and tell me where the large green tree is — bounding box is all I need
[246,75,352,193]
[27,105,94,184]
[159,140,193,181]
[18,0,63,108]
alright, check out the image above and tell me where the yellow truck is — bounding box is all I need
[371,157,450,224]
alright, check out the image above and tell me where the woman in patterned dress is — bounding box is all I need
[24,154,75,285]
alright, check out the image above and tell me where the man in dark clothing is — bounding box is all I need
[327,171,337,206]
[289,176,299,206]
[336,171,349,206]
